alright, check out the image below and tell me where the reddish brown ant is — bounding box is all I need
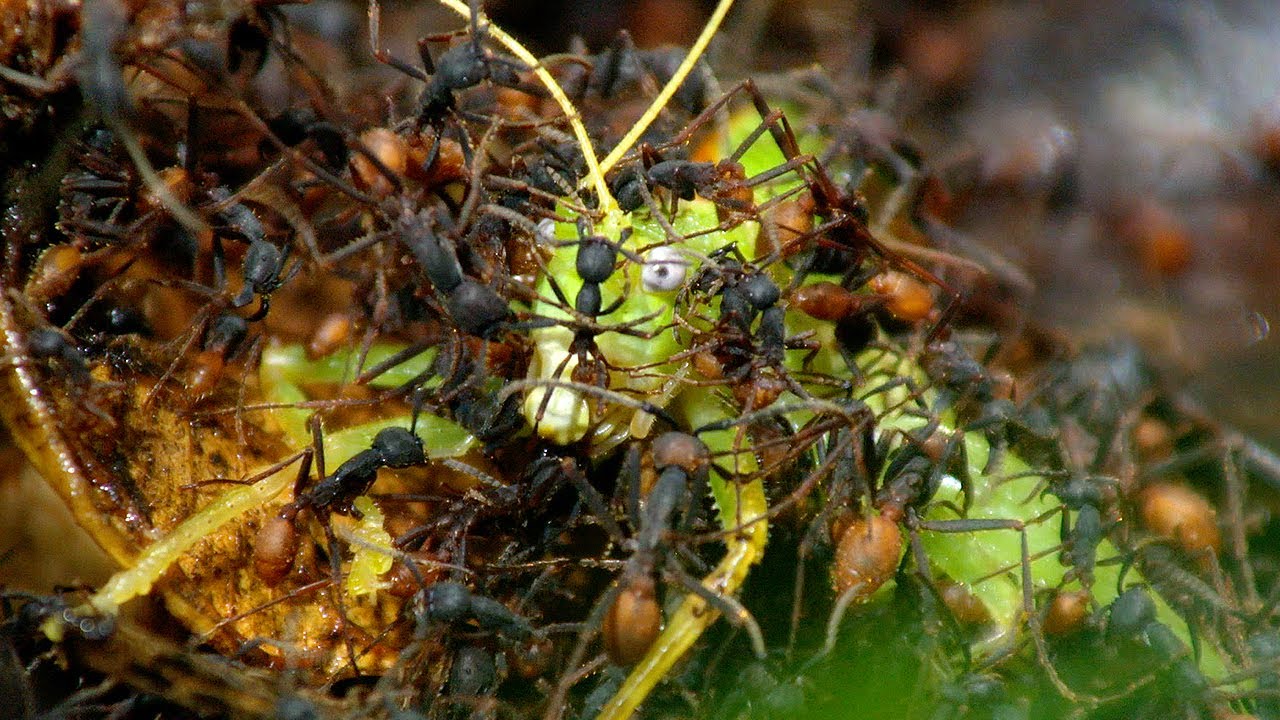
[1137,482,1221,562]
[1043,589,1091,636]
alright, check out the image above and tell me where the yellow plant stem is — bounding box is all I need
[597,478,768,720]
[594,0,738,178]
[434,0,615,214]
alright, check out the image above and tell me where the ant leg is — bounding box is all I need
[183,95,200,172]
[307,413,327,480]
[741,78,805,162]
[656,79,759,153]
[502,378,680,429]
[723,107,787,164]
[355,343,437,386]
[320,519,368,676]
[1221,449,1259,608]
[542,582,623,720]
[0,63,58,91]
[1015,526,1123,708]
[198,578,329,647]
[665,565,766,659]
[694,398,869,435]
[524,349,580,438]
[367,0,430,81]
[822,579,873,657]
[738,153,812,190]
[142,306,216,409]
[553,458,627,543]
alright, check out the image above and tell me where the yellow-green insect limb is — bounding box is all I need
[85,450,307,616]
[345,496,395,599]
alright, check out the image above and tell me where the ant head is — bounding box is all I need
[420,581,471,624]
[651,432,710,476]
[575,236,618,286]
[1107,586,1156,640]
[203,313,248,354]
[372,426,426,467]
[447,280,510,337]
[740,272,780,311]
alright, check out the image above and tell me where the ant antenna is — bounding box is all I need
[594,0,737,179]
[434,0,615,214]
[409,385,427,434]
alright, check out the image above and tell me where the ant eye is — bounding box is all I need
[641,246,688,292]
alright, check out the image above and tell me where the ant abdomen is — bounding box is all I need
[253,509,300,587]
[832,513,902,599]
[791,281,877,322]
[603,574,661,666]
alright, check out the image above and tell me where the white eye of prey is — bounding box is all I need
[641,246,689,292]
[535,218,557,245]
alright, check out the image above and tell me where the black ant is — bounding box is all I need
[252,421,427,586]
[1105,586,1217,713]
[230,239,303,322]
[262,108,349,172]
[368,0,528,129]
[184,311,250,400]
[570,31,715,116]
[531,218,645,390]
[665,252,826,414]
[516,222,695,444]
[415,581,534,642]
[396,207,511,339]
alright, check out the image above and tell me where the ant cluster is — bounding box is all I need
[2,1,1280,719]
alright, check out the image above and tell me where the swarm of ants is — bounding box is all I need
[3,1,1280,719]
